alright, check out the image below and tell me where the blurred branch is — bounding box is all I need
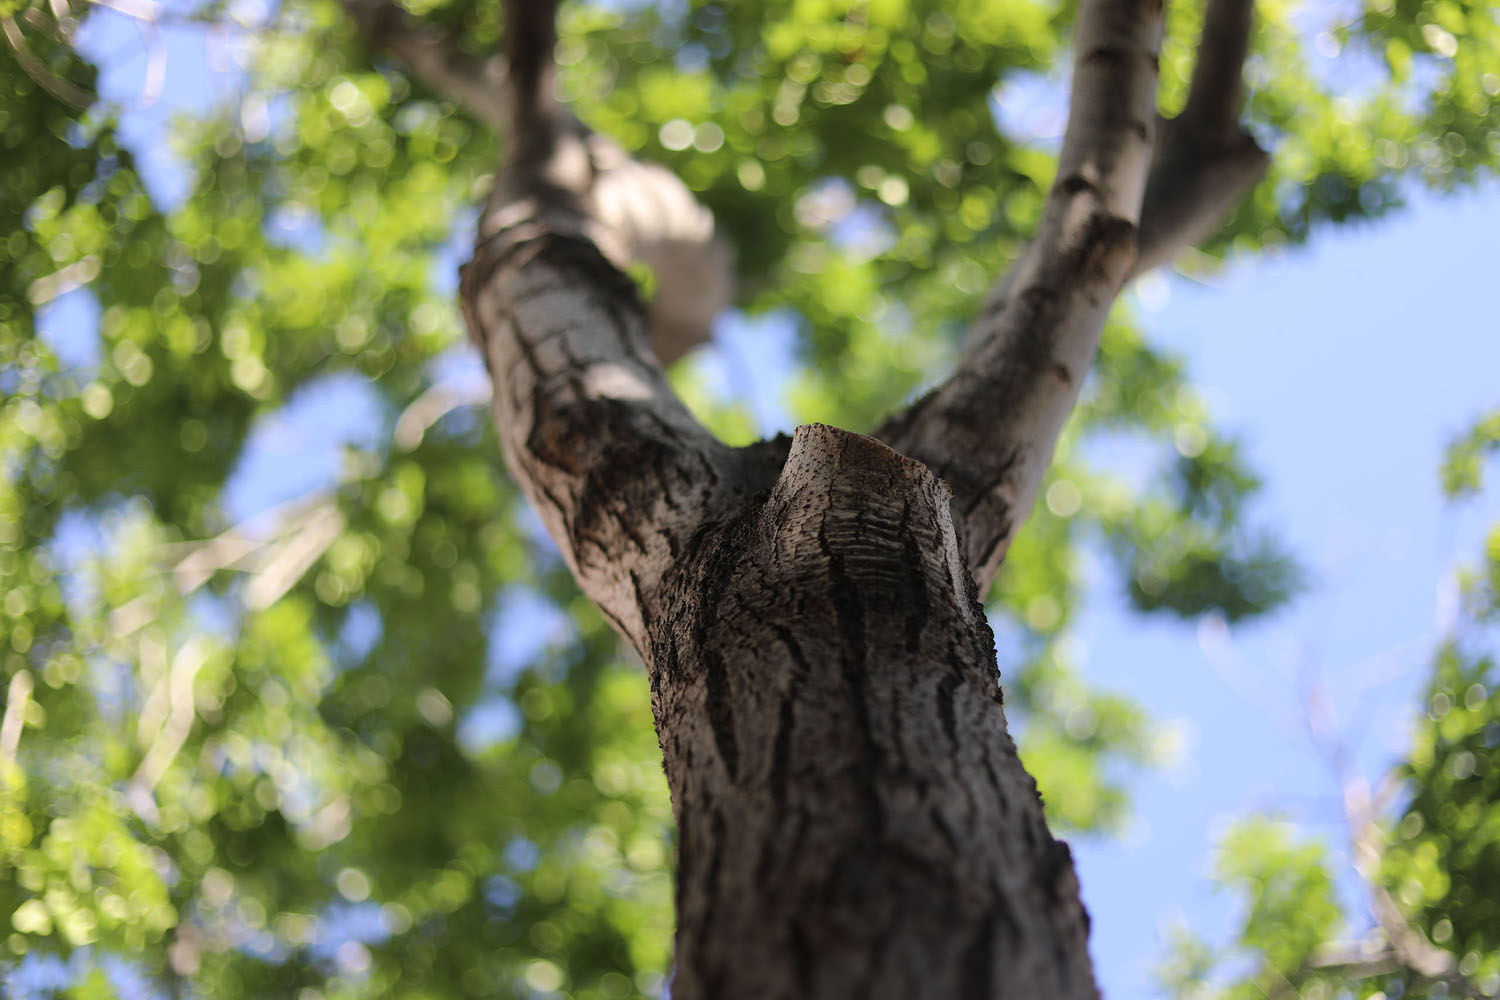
[1132,0,1269,276]
[1294,671,1486,997]
[129,640,210,821]
[339,0,729,360]
[1182,0,1254,134]
[243,501,344,609]
[47,0,170,109]
[2,13,94,108]
[83,0,228,29]
[1299,681,1448,979]
[27,255,101,305]
[1259,955,1303,1000]
[393,376,492,450]
[1345,779,1461,983]
[1299,898,1487,997]
[1191,620,1484,998]
[0,670,34,764]
[87,0,160,21]
[137,11,165,105]
[1306,941,1401,978]
[155,494,345,612]
[110,497,346,825]
[338,0,508,130]
[162,492,332,595]
[20,4,73,42]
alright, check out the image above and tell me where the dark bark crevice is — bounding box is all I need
[645,425,1097,1000]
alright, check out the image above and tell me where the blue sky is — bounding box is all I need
[1074,186,1500,997]
[36,5,1500,998]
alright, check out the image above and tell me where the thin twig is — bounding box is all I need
[0,671,34,764]
[392,377,492,450]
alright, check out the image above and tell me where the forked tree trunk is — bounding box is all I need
[450,0,1268,993]
[461,225,1098,996]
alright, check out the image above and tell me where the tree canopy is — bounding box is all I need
[1,0,1498,996]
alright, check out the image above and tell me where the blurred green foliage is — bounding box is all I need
[1158,427,1500,999]
[1,0,1498,996]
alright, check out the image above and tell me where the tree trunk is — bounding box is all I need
[450,0,1269,993]
[650,424,1095,999]
[459,219,1098,998]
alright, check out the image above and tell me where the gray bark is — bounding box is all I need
[460,164,1096,998]
[877,0,1268,595]
[654,424,1094,999]
[449,0,1268,994]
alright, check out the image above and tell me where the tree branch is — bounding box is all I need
[392,375,492,450]
[1290,671,1487,998]
[3,13,94,108]
[876,0,1163,593]
[501,0,554,139]
[1346,782,1459,982]
[459,0,759,651]
[338,0,508,129]
[340,0,730,364]
[1182,0,1255,131]
[1132,0,1270,276]
[1306,941,1401,978]
[0,670,33,765]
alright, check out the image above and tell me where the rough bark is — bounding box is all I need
[877,0,1268,595]
[450,0,1268,995]
[875,0,1164,593]
[653,425,1094,999]
[460,140,1099,997]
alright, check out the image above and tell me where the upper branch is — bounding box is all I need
[878,0,1269,595]
[342,0,731,363]
[1182,0,1255,132]
[339,0,507,129]
[459,0,748,651]
[877,0,1164,593]
[1134,0,1269,275]
[502,0,556,138]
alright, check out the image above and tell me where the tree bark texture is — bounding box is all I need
[461,187,1097,1000]
[652,425,1094,999]
[453,0,1269,994]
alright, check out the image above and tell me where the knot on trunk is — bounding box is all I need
[763,424,975,630]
